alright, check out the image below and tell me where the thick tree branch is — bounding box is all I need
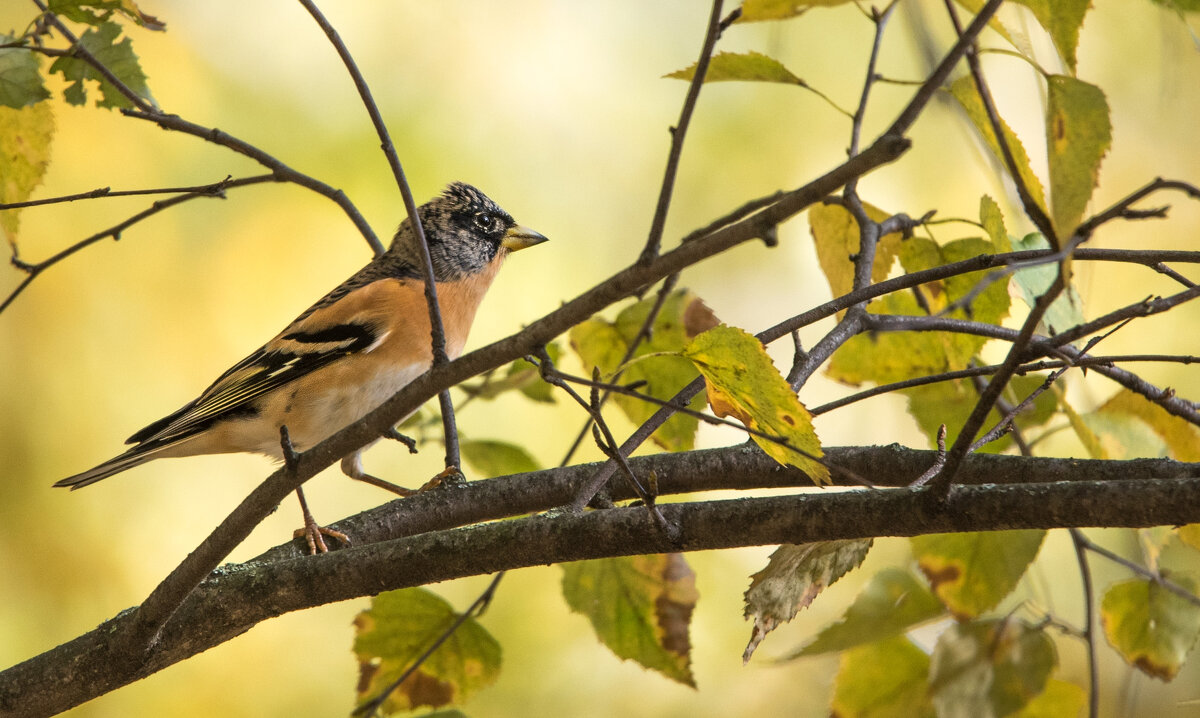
[4,444,1200,717]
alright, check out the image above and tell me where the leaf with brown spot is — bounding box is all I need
[1101,574,1200,681]
[912,531,1046,618]
[561,554,698,686]
[743,539,872,662]
[353,588,501,714]
[684,325,828,483]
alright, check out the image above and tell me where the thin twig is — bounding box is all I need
[296,0,459,468]
[0,177,237,210]
[637,0,731,266]
[2,174,277,314]
[943,0,1058,247]
[1070,529,1100,718]
[1076,533,1200,609]
[560,273,680,466]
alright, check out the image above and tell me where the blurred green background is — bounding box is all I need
[3,1,1200,716]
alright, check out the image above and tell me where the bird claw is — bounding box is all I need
[294,522,351,555]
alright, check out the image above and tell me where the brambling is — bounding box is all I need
[56,182,547,550]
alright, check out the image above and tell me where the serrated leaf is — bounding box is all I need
[737,0,857,22]
[1010,233,1085,335]
[48,0,166,29]
[949,76,1047,215]
[665,50,807,86]
[1012,678,1086,718]
[912,530,1046,618]
[683,325,828,482]
[742,539,872,662]
[0,40,51,109]
[48,22,154,109]
[979,195,1011,252]
[1099,388,1200,461]
[561,554,697,686]
[929,619,1057,718]
[460,439,541,478]
[788,568,944,658]
[1101,574,1200,680]
[1047,76,1111,237]
[353,588,501,715]
[830,635,935,718]
[0,101,55,250]
[809,200,904,314]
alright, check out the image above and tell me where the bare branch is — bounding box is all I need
[6,445,1200,716]
[637,0,731,265]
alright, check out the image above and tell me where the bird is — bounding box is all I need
[55,182,548,551]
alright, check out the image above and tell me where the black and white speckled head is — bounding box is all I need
[388,182,547,281]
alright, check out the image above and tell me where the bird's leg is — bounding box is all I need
[292,485,350,554]
[279,424,349,554]
[340,452,418,497]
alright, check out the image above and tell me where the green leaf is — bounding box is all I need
[1047,76,1111,237]
[48,22,154,109]
[0,102,55,250]
[1101,574,1200,680]
[912,530,1046,618]
[809,200,904,313]
[460,439,541,478]
[828,291,952,387]
[665,50,807,86]
[1012,678,1086,718]
[561,554,697,686]
[742,539,872,662]
[569,290,714,452]
[1010,233,1085,335]
[1010,0,1092,73]
[830,635,935,718]
[353,588,501,714]
[48,0,167,30]
[1099,389,1200,462]
[462,343,561,403]
[979,195,1011,253]
[949,76,1047,215]
[929,619,1057,718]
[0,40,51,109]
[788,568,944,657]
[683,325,828,482]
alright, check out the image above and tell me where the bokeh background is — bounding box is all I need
[2,1,1200,716]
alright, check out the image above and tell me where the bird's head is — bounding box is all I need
[392,182,548,281]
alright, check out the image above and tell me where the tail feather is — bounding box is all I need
[55,443,175,490]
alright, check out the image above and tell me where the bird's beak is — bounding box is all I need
[502,225,549,252]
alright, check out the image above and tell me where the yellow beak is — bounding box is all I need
[502,225,550,252]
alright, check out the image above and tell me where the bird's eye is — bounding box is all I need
[473,213,495,231]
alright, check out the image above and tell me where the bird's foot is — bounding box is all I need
[293,522,351,555]
[294,485,351,554]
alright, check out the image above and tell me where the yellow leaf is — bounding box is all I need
[0,101,55,249]
[683,325,828,483]
[809,201,903,315]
